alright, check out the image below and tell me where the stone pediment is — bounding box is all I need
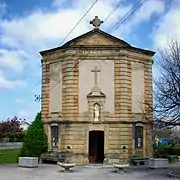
[40,29,155,56]
[62,29,131,47]
[74,33,124,46]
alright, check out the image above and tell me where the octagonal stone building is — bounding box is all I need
[40,18,155,164]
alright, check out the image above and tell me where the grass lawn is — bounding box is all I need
[0,149,20,164]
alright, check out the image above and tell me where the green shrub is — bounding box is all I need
[19,112,48,158]
[167,155,179,163]
[8,132,26,142]
[154,146,168,158]
[168,146,180,156]
[154,145,180,158]
[0,131,26,142]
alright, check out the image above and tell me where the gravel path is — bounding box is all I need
[0,164,180,180]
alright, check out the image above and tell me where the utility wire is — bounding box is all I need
[103,0,123,24]
[109,0,145,33]
[59,0,99,46]
[34,0,146,101]
[40,0,100,94]
[34,0,100,101]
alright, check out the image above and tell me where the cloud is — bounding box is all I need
[0,0,128,91]
[0,70,27,89]
[0,0,170,120]
[16,99,25,104]
[0,6,91,85]
[0,9,89,51]
[135,0,164,21]
[52,0,69,8]
[0,77,26,89]
[113,0,165,38]
[153,1,180,48]
[18,108,40,122]
[18,111,32,121]
[0,45,29,89]
[18,110,28,117]
[0,0,165,50]
[0,49,29,74]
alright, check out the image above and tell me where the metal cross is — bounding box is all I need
[91,66,100,86]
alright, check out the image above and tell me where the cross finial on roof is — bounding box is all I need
[90,16,103,29]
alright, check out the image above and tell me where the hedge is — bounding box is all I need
[0,132,26,142]
[8,132,26,142]
[154,145,180,158]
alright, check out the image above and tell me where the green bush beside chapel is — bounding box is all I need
[20,112,48,158]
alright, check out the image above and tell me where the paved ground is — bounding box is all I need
[0,164,180,180]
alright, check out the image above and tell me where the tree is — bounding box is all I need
[153,38,180,128]
[153,129,173,139]
[20,112,48,158]
[0,117,23,138]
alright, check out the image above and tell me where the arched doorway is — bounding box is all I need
[88,130,104,163]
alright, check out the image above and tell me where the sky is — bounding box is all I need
[0,0,180,122]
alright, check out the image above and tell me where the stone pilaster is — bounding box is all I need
[144,61,153,119]
[114,58,132,120]
[144,60,153,157]
[61,57,80,149]
[41,60,50,147]
[120,59,132,158]
[114,58,120,118]
[145,124,151,157]
[114,57,132,158]
[73,58,79,121]
[127,61,133,157]
[62,58,75,119]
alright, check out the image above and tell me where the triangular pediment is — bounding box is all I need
[40,29,155,57]
[62,29,131,47]
[75,34,123,46]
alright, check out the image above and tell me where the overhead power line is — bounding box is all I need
[103,0,123,24]
[109,0,145,33]
[34,0,147,101]
[34,0,99,101]
[59,0,99,46]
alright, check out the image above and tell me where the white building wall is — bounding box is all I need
[131,62,145,113]
[79,60,114,114]
[49,62,62,113]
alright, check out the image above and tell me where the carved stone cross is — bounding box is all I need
[91,66,100,86]
[90,16,103,28]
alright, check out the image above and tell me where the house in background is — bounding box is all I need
[19,119,30,131]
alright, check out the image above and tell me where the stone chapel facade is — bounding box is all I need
[40,17,155,164]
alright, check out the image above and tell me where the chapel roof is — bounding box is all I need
[40,18,155,57]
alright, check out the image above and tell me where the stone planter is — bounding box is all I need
[113,163,129,173]
[57,162,76,172]
[107,158,119,164]
[18,157,39,168]
[148,158,169,169]
[178,156,180,162]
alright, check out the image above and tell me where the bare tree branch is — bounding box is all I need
[153,38,180,128]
